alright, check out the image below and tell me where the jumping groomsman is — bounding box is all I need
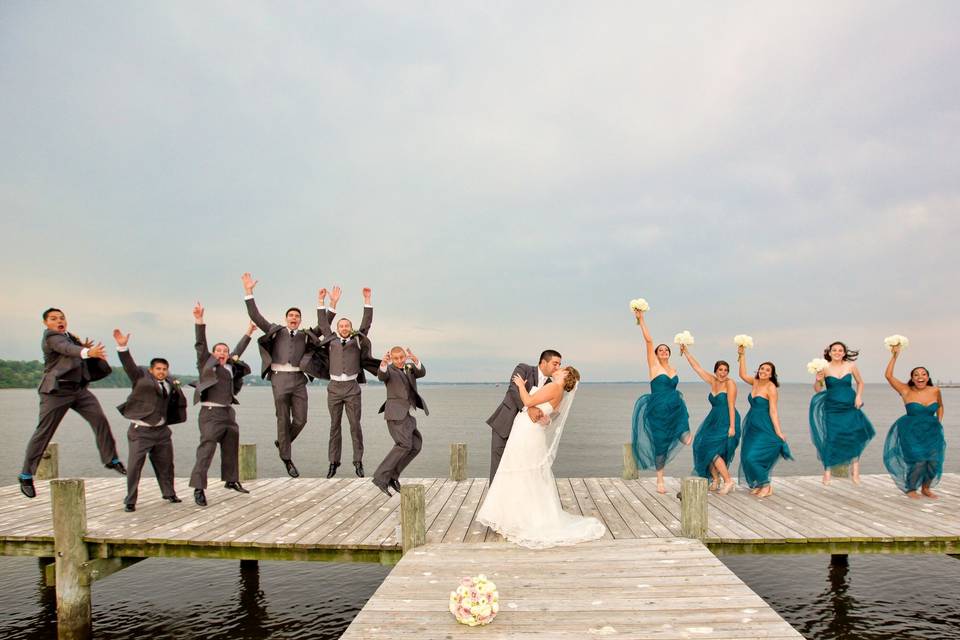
[188,302,255,507]
[372,347,428,497]
[113,329,187,512]
[18,308,125,499]
[317,286,378,478]
[241,273,335,478]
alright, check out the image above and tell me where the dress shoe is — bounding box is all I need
[105,460,127,476]
[225,481,250,494]
[274,440,280,449]
[283,459,300,478]
[388,478,401,493]
[163,495,182,503]
[326,463,340,479]
[194,489,207,507]
[124,504,136,512]
[19,477,36,499]
[372,479,393,497]
[354,462,364,478]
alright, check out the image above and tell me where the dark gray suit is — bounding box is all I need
[21,330,119,476]
[373,362,428,486]
[245,297,335,461]
[318,306,373,465]
[188,324,252,491]
[486,362,539,481]
[116,349,187,506]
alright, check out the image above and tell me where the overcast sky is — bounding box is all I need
[1,2,958,382]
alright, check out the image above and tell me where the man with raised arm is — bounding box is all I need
[241,272,335,478]
[18,308,125,499]
[188,302,255,507]
[317,286,378,478]
[372,346,428,497]
[113,329,187,512]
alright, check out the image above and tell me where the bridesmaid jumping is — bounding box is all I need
[809,342,876,485]
[737,346,792,498]
[630,308,691,494]
[680,345,741,495]
[882,345,946,499]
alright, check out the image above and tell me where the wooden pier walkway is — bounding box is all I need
[2,473,958,561]
[341,539,804,639]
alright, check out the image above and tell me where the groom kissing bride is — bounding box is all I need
[477,350,606,548]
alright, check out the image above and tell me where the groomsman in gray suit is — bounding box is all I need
[485,349,562,481]
[241,273,335,478]
[18,308,125,499]
[188,303,255,507]
[372,346,428,496]
[317,286,378,478]
[112,329,188,512]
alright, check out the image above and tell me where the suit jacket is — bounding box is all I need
[486,362,539,439]
[191,324,252,405]
[246,297,335,380]
[377,362,429,421]
[116,349,188,425]
[38,329,112,394]
[314,306,379,383]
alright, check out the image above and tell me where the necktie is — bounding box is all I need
[341,338,347,346]
[545,377,553,385]
[159,382,168,400]
[290,330,295,338]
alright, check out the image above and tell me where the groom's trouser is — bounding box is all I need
[373,414,422,485]
[327,380,364,464]
[271,371,308,461]
[489,429,509,482]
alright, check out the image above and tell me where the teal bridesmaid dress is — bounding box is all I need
[883,402,945,493]
[631,374,690,470]
[809,373,876,468]
[692,392,741,479]
[739,394,792,488]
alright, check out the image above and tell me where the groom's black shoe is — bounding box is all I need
[225,481,250,494]
[388,478,401,493]
[194,489,207,507]
[372,479,393,497]
[283,459,300,478]
[354,462,364,478]
[326,463,340,479]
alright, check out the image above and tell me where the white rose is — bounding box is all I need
[884,334,909,351]
[806,358,829,375]
[629,298,650,312]
[734,334,754,349]
[673,330,694,346]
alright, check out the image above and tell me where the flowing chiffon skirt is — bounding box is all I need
[631,374,690,471]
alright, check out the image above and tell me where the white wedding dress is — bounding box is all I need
[476,385,607,548]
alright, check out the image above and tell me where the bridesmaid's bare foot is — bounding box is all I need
[750,487,761,495]
[906,491,921,499]
[708,480,720,492]
[921,487,939,499]
[822,470,831,486]
[756,486,773,498]
[657,480,666,494]
[719,481,735,495]
[851,474,862,485]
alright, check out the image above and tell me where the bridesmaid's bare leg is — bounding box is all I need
[656,468,666,494]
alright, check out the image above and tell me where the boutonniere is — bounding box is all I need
[404,363,414,372]
[349,330,360,339]
[231,354,240,363]
[172,379,182,387]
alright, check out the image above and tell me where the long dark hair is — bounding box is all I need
[824,341,859,362]
[908,366,935,388]
[713,360,730,373]
[757,361,780,387]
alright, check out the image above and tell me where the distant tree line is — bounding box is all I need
[0,359,199,389]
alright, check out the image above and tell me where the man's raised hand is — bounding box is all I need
[88,343,107,360]
[318,288,328,305]
[193,302,204,323]
[241,272,258,295]
[330,286,342,306]
[112,329,130,347]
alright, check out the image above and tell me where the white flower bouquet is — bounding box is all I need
[449,574,499,626]
[629,298,650,312]
[806,358,829,375]
[883,334,909,351]
[734,335,754,349]
[673,330,695,346]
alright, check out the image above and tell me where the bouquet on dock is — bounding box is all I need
[884,334,910,351]
[449,574,499,626]
[806,358,829,375]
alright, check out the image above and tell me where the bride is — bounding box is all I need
[476,366,606,548]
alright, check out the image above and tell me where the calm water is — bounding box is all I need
[1,383,958,639]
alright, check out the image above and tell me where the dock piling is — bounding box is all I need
[449,443,467,481]
[622,443,638,480]
[37,443,59,481]
[400,484,426,553]
[51,479,91,640]
[239,444,257,481]
[680,476,708,539]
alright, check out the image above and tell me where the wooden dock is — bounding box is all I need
[3,472,959,638]
[341,539,804,639]
[3,474,959,561]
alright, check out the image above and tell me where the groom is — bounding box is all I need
[486,349,562,481]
